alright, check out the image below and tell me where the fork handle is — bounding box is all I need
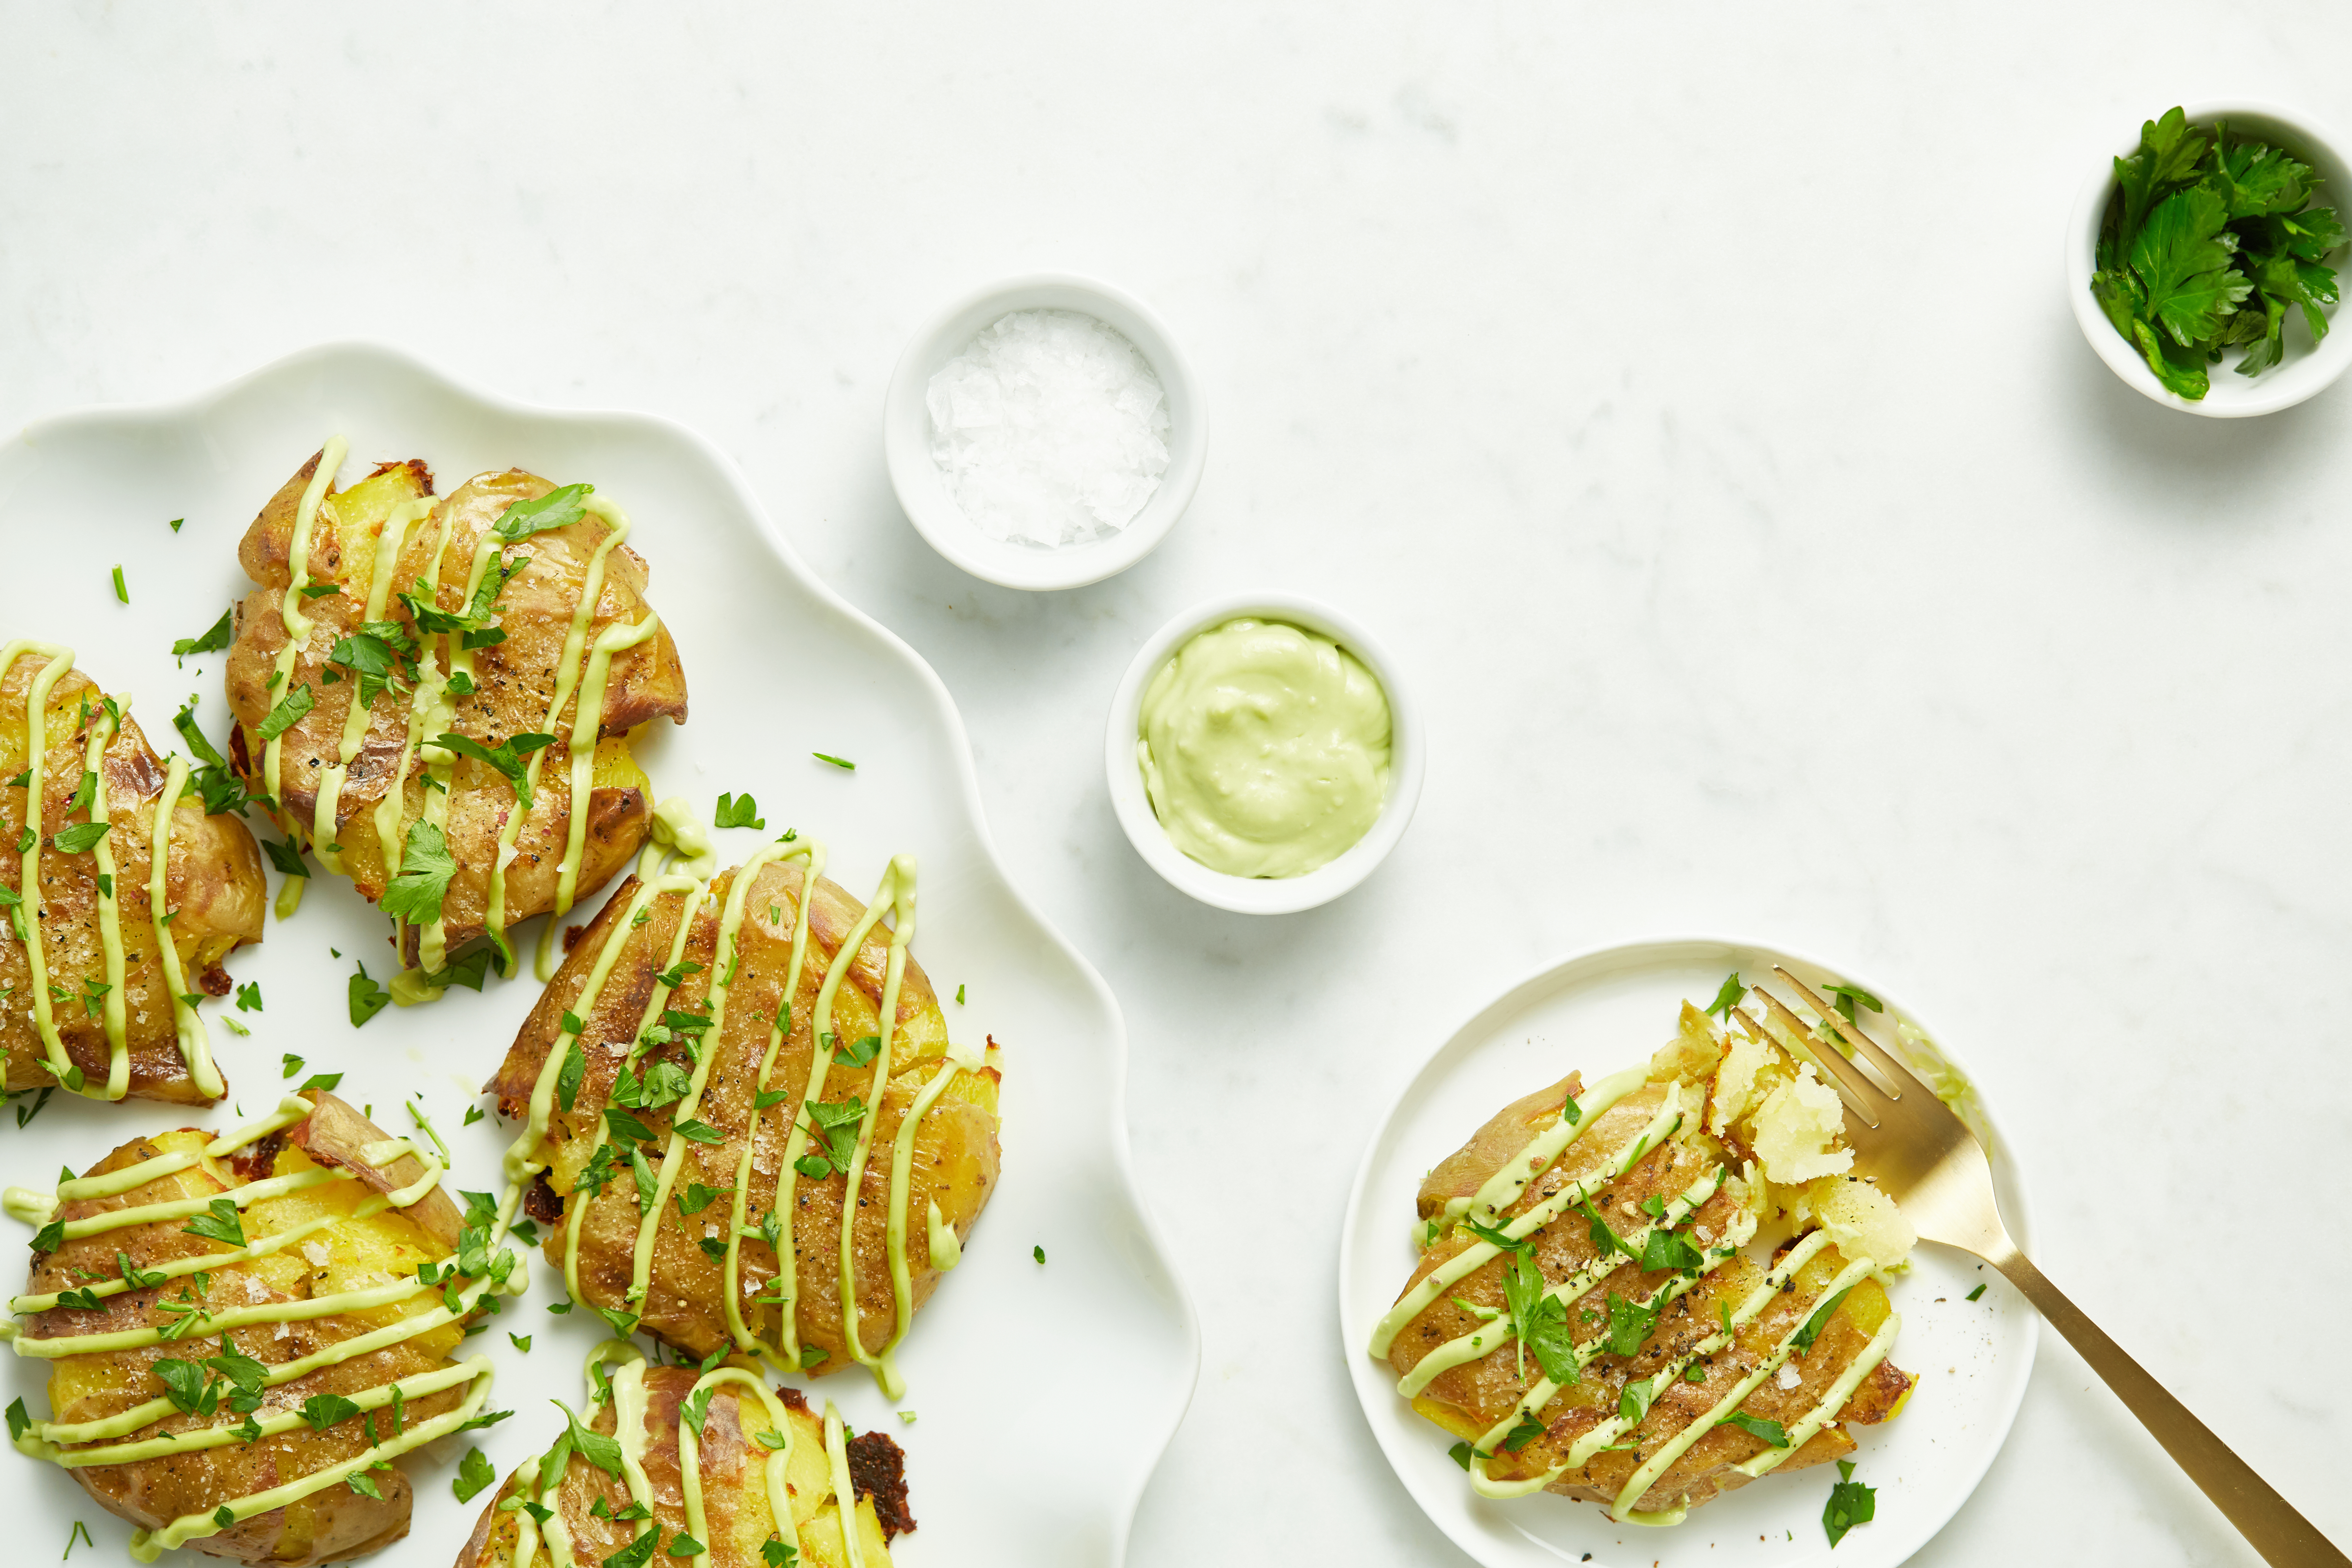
[1990,1247,2348,1565]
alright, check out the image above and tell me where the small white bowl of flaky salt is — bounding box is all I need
[884,274,1207,590]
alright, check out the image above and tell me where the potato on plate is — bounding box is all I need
[221,443,686,980]
[486,848,1000,1393]
[454,1352,910,1568]
[4,1090,514,1564]
[0,644,263,1105]
[1374,1003,1915,1523]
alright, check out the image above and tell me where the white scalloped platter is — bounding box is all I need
[1339,938,2036,1568]
[0,343,1198,1567]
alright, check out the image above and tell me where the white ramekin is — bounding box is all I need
[883,274,1207,589]
[1104,592,1423,915]
[2067,100,2352,417]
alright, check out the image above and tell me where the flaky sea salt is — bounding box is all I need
[927,308,1171,548]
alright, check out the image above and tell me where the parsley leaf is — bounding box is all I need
[255,682,316,742]
[453,1447,497,1503]
[152,1358,219,1416]
[831,1033,881,1068]
[1823,1461,1876,1546]
[811,752,855,771]
[1579,1196,1634,1263]
[1499,1412,1546,1452]
[1617,1374,1656,1427]
[181,1197,246,1248]
[1605,1290,1660,1357]
[605,1533,662,1568]
[173,609,234,659]
[1639,1226,1705,1275]
[713,791,765,829]
[52,821,110,855]
[435,731,557,811]
[1820,981,1881,1021]
[493,484,594,543]
[349,961,392,1027]
[1719,1410,1791,1448]
[1704,971,1744,1019]
[1793,1285,1855,1356]
[298,1393,360,1432]
[380,822,456,924]
[557,1039,587,1112]
[604,1107,659,1146]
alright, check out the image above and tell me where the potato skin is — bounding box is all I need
[225,452,686,958]
[23,1093,478,1565]
[488,861,1000,1369]
[0,656,263,1104]
[453,1367,899,1568]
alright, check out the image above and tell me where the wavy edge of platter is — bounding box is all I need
[1337,933,2038,1568]
[0,339,1204,1568]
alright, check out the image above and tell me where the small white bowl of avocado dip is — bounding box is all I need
[1105,591,1423,914]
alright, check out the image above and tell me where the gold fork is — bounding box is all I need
[1738,966,2346,1567]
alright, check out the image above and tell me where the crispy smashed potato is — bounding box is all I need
[488,858,1000,1372]
[1383,1002,1915,1519]
[454,1360,907,1568]
[0,651,262,1104]
[13,1092,489,1565]
[223,450,686,962]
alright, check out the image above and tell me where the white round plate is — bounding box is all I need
[1339,938,2037,1568]
[0,342,1199,1568]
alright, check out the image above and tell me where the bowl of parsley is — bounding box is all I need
[2069,100,2352,416]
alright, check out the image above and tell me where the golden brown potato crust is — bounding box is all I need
[1387,1080,1913,1516]
[488,861,1000,1369]
[24,1094,473,1565]
[0,655,263,1104]
[224,452,687,957]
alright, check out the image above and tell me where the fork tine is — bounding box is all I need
[1773,967,1938,1105]
[1738,993,1884,1128]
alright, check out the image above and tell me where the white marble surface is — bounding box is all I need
[4,5,2348,1564]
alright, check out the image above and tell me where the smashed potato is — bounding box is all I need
[455,1353,909,1568]
[1375,999,1914,1522]
[1,647,263,1105]
[6,1091,513,1564]
[487,852,1000,1388]
[223,445,686,973]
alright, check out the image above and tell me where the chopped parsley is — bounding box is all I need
[1719,1410,1791,1447]
[1822,1459,1876,1546]
[435,731,556,811]
[493,483,594,543]
[713,791,765,829]
[452,1447,497,1503]
[172,608,234,660]
[180,1198,246,1248]
[379,821,455,924]
[349,961,392,1027]
[1704,971,1745,1019]
[254,682,316,742]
